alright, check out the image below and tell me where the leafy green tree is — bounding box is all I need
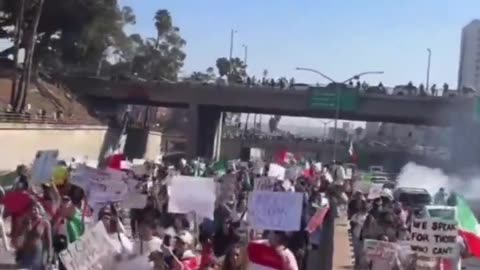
[215,57,246,82]
[206,67,215,80]
[229,57,246,82]
[216,57,230,77]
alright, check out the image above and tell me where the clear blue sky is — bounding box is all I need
[119,0,479,129]
[120,0,479,88]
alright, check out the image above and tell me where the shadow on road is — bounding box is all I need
[0,263,17,269]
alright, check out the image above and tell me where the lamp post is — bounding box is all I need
[242,44,248,66]
[295,67,384,161]
[426,48,431,91]
[229,29,237,61]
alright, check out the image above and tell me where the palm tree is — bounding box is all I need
[154,9,172,49]
[17,0,45,112]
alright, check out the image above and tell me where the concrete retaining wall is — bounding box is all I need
[0,123,162,171]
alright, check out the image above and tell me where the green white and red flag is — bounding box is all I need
[456,196,480,258]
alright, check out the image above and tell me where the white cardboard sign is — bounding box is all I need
[168,175,216,219]
[409,218,458,258]
[59,222,115,270]
[268,163,286,180]
[71,166,128,204]
[248,191,303,231]
[31,150,59,183]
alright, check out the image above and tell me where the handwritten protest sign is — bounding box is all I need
[254,177,275,191]
[268,163,286,180]
[71,166,128,205]
[59,222,115,270]
[31,150,58,183]
[168,176,216,219]
[248,191,302,231]
[409,218,458,258]
[364,239,399,261]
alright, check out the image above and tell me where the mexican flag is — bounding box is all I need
[247,242,283,270]
[274,150,296,166]
[301,161,314,178]
[456,196,480,258]
[349,141,358,163]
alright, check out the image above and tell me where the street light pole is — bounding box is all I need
[242,44,248,66]
[229,29,237,61]
[426,48,431,91]
[296,67,384,161]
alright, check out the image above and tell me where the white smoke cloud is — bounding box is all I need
[395,162,480,200]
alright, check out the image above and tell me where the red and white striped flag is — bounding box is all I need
[247,242,283,270]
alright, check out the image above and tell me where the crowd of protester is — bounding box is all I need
[347,185,468,270]
[0,155,356,270]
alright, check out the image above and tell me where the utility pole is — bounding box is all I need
[229,29,236,61]
[426,48,431,91]
[11,0,26,107]
[242,44,248,66]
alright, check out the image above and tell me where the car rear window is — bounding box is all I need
[427,209,455,220]
[399,192,432,205]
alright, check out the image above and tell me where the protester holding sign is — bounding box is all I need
[16,203,53,270]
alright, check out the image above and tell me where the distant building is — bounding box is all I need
[458,20,480,91]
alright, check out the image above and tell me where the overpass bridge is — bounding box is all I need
[61,76,480,169]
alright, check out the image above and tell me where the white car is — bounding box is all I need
[424,205,456,220]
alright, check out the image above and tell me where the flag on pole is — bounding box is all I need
[348,141,358,163]
[105,110,130,170]
[105,110,130,159]
[456,196,480,258]
[274,150,296,166]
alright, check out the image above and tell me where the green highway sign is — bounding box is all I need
[309,87,359,111]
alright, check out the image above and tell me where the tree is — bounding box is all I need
[0,0,138,110]
[229,57,246,82]
[206,67,215,80]
[16,0,45,112]
[154,9,172,48]
[216,57,230,77]
[215,57,246,82]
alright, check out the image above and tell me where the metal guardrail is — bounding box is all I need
[0,112,101,125]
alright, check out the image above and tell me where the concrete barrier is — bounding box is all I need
[0,123,163,171]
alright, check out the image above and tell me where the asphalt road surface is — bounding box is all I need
[333,217,354,270]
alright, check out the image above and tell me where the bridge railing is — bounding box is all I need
[0,112,102,126]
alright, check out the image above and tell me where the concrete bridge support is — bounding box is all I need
[187,104,223,159]
[450,121,480,173]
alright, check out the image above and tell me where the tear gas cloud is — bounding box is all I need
[396,162,480,199]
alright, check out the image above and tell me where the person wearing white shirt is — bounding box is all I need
[133,221,164,256]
